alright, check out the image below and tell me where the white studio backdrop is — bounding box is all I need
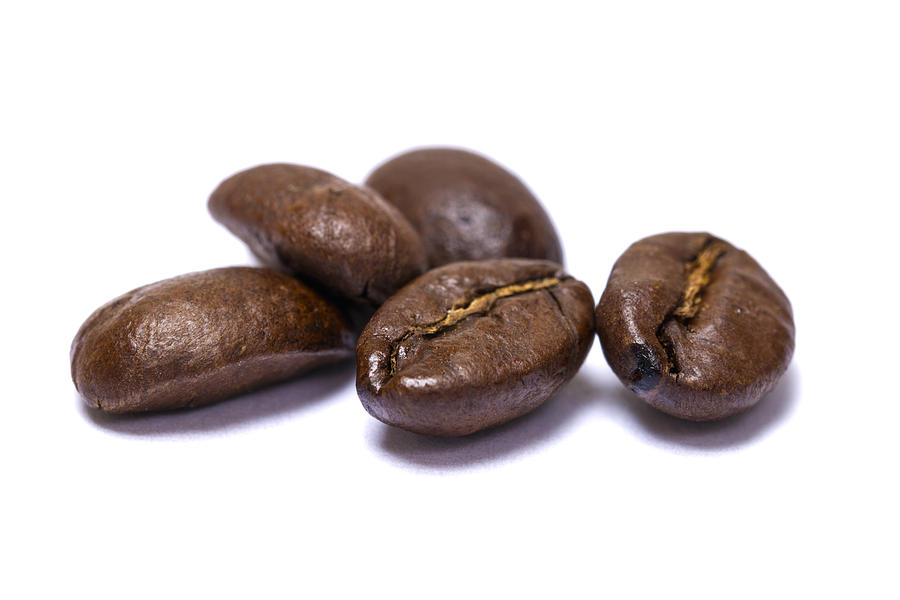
[1,2,897,598]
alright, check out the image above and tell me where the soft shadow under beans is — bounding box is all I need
[373,371,616,469]
[375,365,800,465]
[619,365,800,450]
[80,360,355,435]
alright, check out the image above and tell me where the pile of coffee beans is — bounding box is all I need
[71,147,795,435]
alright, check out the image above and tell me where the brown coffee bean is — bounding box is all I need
[357,259,594,436]
[71,267,355,414]
[595,232,794,421]
[208,163,428,305]
[365,148,563,268]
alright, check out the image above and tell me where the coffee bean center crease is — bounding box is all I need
[388,276,562,375]
[657,239,728,376]
[672,240,728,320]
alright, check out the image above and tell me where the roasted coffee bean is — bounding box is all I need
[357,259,594,436]
[71,267,355,414]
[595,232,794,421]
[209,164,428,305]
[365,148,563,268]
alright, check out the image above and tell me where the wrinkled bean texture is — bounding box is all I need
[595,232,794,421]
[71,267,355,414]
[365,148,564,268]
[209,163,428,304]
[357,259,595,436]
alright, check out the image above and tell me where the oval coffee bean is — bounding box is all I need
[595,232,794,421]
[357,259,594,436]
[71,267,355,414]
[209,163,428,304]
[365,148,563,268]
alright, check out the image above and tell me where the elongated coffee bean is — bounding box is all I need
[595,232,794,421]
[209,164,428,304]
[71,267,355,413]
[365,148,563,268]
[357,259,594,436]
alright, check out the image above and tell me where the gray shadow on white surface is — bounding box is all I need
[372,371,616,469]
[618,365,800,450]
[79,361,355,435]
[374,366,800,467]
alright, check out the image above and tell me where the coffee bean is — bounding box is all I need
[71,267,355,414]
[357,259,594,436]
[595,232,794,421]
[365,148,563,268]
[209,163,428,304]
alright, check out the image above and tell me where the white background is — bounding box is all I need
[2,1,898,598]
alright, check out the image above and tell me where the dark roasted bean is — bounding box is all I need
[595,232,794,421]
[71,267,355,413]
[357,259,594,436]
[365,148,563,268]
[209,163,428,304]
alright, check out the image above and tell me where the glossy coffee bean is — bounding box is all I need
[71,267,355,414]
[209,163,428,304]
[365,148,563,268]
[595,232,794,421]
[357,259,594,436]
